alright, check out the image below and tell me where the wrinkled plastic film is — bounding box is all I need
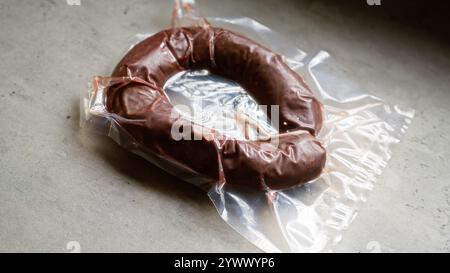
[81,9,414,252]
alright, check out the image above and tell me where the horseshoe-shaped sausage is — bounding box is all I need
[106,27,326,190]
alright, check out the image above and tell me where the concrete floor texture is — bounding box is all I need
[0,0,449,252]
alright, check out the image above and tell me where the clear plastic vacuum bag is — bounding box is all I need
[81,1,414,252]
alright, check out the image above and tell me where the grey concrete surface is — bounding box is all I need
[0,0,449,252]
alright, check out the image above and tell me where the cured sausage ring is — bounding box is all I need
[106,26,326,190]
